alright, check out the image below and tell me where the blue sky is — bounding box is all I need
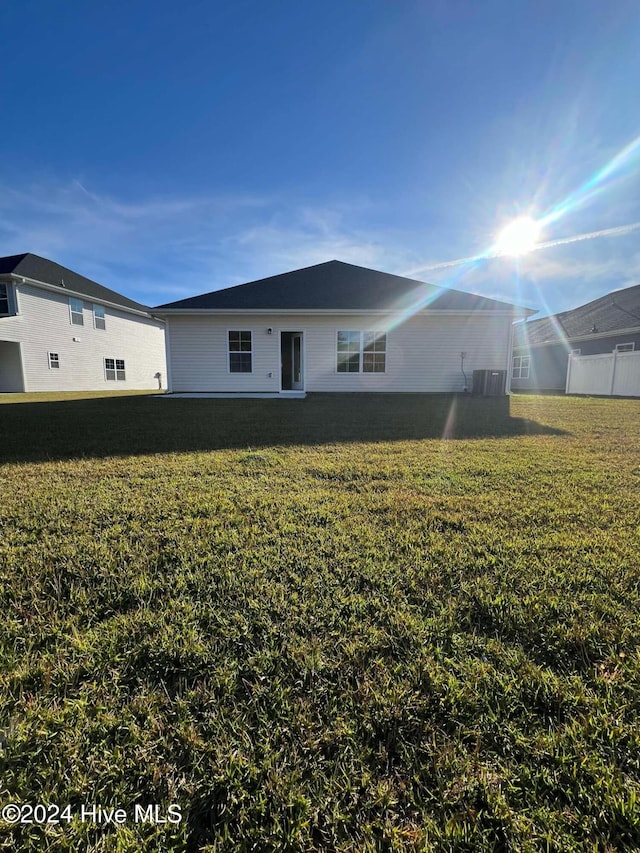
[2,0,640,317]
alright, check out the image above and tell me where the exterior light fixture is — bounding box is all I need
[267,327,273,335]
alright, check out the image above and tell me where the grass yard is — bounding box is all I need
[0,392,639,852]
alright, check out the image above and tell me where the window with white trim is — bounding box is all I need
[512,355,530,379]
[69,297,84,326]
[105,357,126,381]
[0,283,11,315]
[228,331,252,373]
[571,348,581,355]
[615,342,635,353]
[363,332,387,372]
[93,304,106,330]
[48,352,60,369]
[337,331,387,373]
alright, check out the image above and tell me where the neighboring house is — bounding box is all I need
[0,254,166,393]
[152,260,534,395]
[511,283,640,392]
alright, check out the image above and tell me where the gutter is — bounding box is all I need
[513,322,640,350]
[152,307,532,318]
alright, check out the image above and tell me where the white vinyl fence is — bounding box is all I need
[566,350,640,397]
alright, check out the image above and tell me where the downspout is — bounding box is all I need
[506,317,516,395]
[460,351,468,392]
[163,318,173,393]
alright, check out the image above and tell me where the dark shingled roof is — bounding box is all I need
[0,253,151,313]
[514,283,640,347]
[153,260,529,313]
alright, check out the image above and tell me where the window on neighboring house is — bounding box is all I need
[337,331,387,373]
[48,352,60,369]
[512,355,530,379]
[571,348,581,355]
[228,331,252,373]
[0,282,18,315]
[615,342,635,353]
[105,357,126,381]
[69,297,84,325]
[0,283,10,315]
[93,304,106,330]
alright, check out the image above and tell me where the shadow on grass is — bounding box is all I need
[0,393,567,464]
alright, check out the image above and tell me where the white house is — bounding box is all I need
[153,261,534,395]
[0,254,166,393]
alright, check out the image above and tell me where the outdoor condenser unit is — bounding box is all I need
[472,369,507,396]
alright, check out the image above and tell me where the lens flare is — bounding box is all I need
[404,131,640,281]
[493,216,542,257]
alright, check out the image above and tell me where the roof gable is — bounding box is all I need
[153,260,529,313]
[0,253,150,313]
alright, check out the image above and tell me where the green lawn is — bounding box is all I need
[0,392,639,851]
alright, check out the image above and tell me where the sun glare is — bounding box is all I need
[494,216,541,257]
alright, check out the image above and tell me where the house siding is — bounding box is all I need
[512,331,640,391]
[511,343,568,391]
[166,312,513,393]
[0,282,166,392]
[0,341,23,391]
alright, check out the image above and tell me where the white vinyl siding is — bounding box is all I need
[0,282,165,392]
[165,312,514,393]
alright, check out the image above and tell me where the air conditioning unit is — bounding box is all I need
[472,369,507,396]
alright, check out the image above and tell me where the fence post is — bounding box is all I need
[566,351,573,394]
[610,349,618,395]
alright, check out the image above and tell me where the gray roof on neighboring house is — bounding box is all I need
[0,253,151,313]
[153,260,531,313]
[514,283,640,347]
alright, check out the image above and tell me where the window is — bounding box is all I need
[228,331,252,373]
[48,352,60,369]
[363,332,387,373]
[337,331,361,372]
[615,342,635,353]
[512,355,530,379]
[105,357,126,381]
[69,297,84,326]
[571,348,581,356]
[337,331,387,373]
[93,304,106,330]
[0,283,10,315]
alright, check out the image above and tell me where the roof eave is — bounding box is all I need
[513,322,640,349]
[9,273,159,320]
[152,307,527,317]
